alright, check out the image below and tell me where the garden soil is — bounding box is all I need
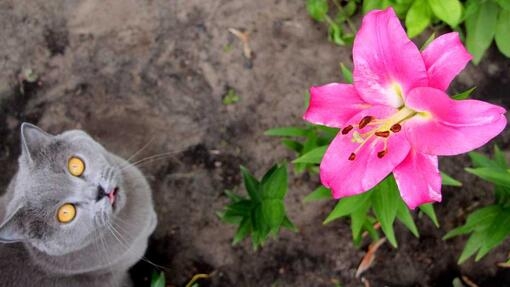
[1,1,510,286]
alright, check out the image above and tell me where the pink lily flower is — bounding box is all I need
[303,8,507,209]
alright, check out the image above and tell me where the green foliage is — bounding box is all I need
[323,175,440,248]
[219,164,296,249]
[151,271,165,287]
[265,125,338,174]
[306,0,510,63]
[444,146,510,263]
[306,0,358,45]
[222,88,240,105]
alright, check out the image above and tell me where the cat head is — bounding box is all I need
[0,123,127,256]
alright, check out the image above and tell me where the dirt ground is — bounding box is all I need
[1,1,510,286]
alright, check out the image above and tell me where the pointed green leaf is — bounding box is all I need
[465,1,499,64]
[397,204,419,237]
[262,199,285,230]
[233,217,252,245]
[427,0,462,27]
[475,209,510,261]
[281,139,303,153]
[458,231,484,264]
[495,9,510,57]
[304,186,332,202]
[264,127,309,137]
[421,32,436,51]
[441,172,462,187]
[497,0,510,10]
[466,167,510,188]
[293,146,327,164]
[324,192,372,224]
[452,87,476,100]
[240,166,261,201]
[340,63,353,84]
[372,177,400,247]
[406,0,432,38]
[419,203,439,227]
[224,189,245,202]
[151,271,165,287]
[281,215,298,232]
[469,151,500,169]
[443,205,501,239]
[351,200,371,241]
[306,0,329,22]
[494,145,508,168]
[261,164,288,199]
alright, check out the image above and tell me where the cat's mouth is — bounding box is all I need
[108,187,119,207]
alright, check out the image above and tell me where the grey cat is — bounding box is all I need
[0,123,157,287]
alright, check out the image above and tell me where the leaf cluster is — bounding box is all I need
[218,164,297,249]
[307,0,510,63]
[444,146,510,263]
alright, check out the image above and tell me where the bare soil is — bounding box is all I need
[1,1,510,286]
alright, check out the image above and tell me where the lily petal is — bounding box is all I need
[422,32,472,91]
[353,8,428,108]
[320,106,411,198]
[304,83,367,128]
[404,87,507,156]
[393,150,441,209]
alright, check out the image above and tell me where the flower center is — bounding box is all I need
[341,106,417,161]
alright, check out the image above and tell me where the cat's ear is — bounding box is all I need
[0,207,25,243]
[20,122,52,161]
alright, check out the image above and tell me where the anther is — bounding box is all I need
[348,153,356,161]
[377,150,387,158]
[375,131,390,138]
[358,116,374,129]
[341,125,354,135]
[390,124,402,133]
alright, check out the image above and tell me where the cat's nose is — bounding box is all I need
[96,185,108,202]
[96,185,118,204]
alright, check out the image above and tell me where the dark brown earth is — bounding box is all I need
[1,1,510,286]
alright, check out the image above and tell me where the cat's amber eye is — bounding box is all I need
[68,156,85,177]
[57,203,76,223]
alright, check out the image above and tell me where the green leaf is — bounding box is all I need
[372,177,400,247]
[420,32,436,51]
[233,217,252,244]
[465,1,499,64]
[406,0,432,38]
[264,127,309,137]
[458,231,484,264]
[222,88,240,105]
[469,151,499,169]
[328,23,346,45]
[224,200,255,217]
[351,200,371,241]
[304,186,332,202]
[495,9,510,57]
[397,203,419,237]
[262,199,285,230]
[324,192,372,224]
[452,87,476,100]
[340,63,353,84]
[240,166,261,201]
[224,189,245,202]
[151,271,165,287]
[419,203,439,227]
[441,172,462,187]
[494,146,508,168]
[497,0,510,10]
[466,167,510,188]
[261,165,288,199]
[427,0,462,27]
[307,0,329,22]
[362,0,391,14]
[293,146,327,164]
[281,215,298,232]
[443,205,501,239]
[281,139,303,153]
[475,209,510,260]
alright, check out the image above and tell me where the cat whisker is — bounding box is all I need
[120,151,181,171]
[124,136,156,163]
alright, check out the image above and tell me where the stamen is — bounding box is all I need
[358,116,374,129]
[377,150,387,158]
[341,125,354,135]
[348,153,356,161]
[390,124,402,133]
[375,131,390,138]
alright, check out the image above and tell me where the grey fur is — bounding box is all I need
[0,123,157,287]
